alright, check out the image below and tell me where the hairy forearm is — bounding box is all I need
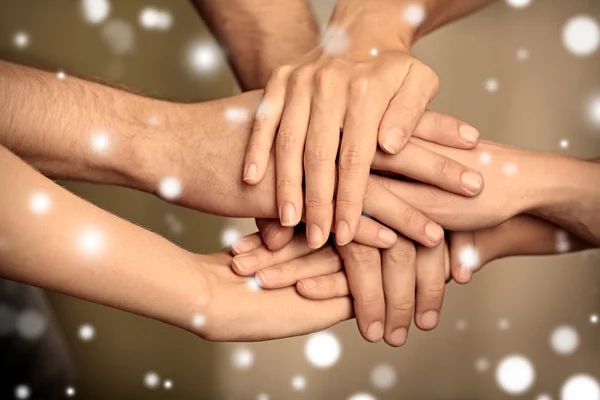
[0,145,206,331]
[190,0,319,89]
[0,60,168,189]
[328,0,495,50]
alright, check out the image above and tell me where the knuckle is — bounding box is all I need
[398,207,416,227]
[291,66,314,85]
[304,144,332,168]
[349,76,373,96]
[433,157,450,178]
[245,141,265,156]
[424,284,445,298]
[358,291,385,308]
[276,127,297,152]
[390,300,414,314]
[386,243,416,265]
[396,97,422,119]
[347,245,379,266]
[305,195,329,210]
[272,65,293,80]
[276,179,297,193]
[314,66,338,87]
[338,148,364,172]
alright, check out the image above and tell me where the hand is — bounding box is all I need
[152,91,483,250]
[190,250,352,342]
[231,231,451,347]
[240,44,480,249]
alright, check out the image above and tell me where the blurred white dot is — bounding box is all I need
[188,42,220,73]
[78,228,104,255]
[587,96,600,128]
[139,7,172,30]
[30,192,51,215]
[221,228,241,247]
[591,314,599,324]
[16,309,47,340]
[560,139,570,150]
[475,358,490,372]
[144,371,160,389]
[517,47,530,60]
[257,394,270,400]
[14,31,30,48]
[163,380,173,390]
[256,99,273,119]
[537,394,552,400]
[158,177,182,201]
[498,318,511,331]
[81,0,110,24]
[561,375,600,400]
[91,132,110,154]
[556,230,571,253]
[456,319,468,330]
[348,394,377,400]
[370,48,379,56]
[485,78,499,93]
[479,152,493,165]
[305,331,341,368]
[57,71,67,80]
[496,355,535,395]
[148,115,161,127]
[66,386,76,397]
[78,323,96,341]
[505,0,533,8]
[562,15,600,57]
[225,107,250,124]
[191,313,206,329]
[100,19,135,55]
[550,325,579,355]
[502,162,518,176]
[15,385,31,399]
[291,375,306,391]
[371,364,396,390]
[248,277,261,292]
[459,246,479,270]
[403,3,426,27]
[232,346,254,369]
[320,25,349,55]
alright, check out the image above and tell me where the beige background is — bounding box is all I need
[1,0,599,399]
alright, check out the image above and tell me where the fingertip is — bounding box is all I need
[377,228,397,248]
[279,202,299,227]
[458,124,480,147]
[460,171,484,196]
[231,235,262,255]
[364,321,385,343]
[242,163,259,184]
[296,279,318,299]
[379,126,406,154]
[424,223,445,247]
[335,220,352,246]
[417,311,439,331]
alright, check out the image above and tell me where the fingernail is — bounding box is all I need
[425,223,444,244]
[366,321,384,342]
[307,224,325,249]
[258,268,280,282]
[459,125,479,144]
[232,254,257,272]
[232,237,256,254]
[280,202,297,227]
[461,171,483,194]
[243,163,257,182]
[420,311,439,330]
[382,126,405,154]
[335,220,351,246]
[302,279,317,290]
[377,228,397,246]
[389,328,408,346]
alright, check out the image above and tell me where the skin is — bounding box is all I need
[241,0,496,250]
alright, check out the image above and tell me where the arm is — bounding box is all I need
[0,145,351,341]
[189,0,319,90]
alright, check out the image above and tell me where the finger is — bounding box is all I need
[413,110,480,149]
[276,66,314,228]
[231,231,313,275]
[363,179,444,247]
[448,231,477,284]
[243,66,292,184]
[257,246,342,289]
[335,76,385,246]
[337,242,385,342]
[381,237,417,347]
[231,233,263,256]
[414,242,446,331]
[353,215,398,249]
[304,66,346,249]
[372,142,484,196]
[255,218,295,251]
[378,62,438,154]
[297,271,350,300]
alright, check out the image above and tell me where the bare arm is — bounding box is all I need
[189,0,319,90]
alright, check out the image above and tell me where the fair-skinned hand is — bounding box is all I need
[241,44,480,249]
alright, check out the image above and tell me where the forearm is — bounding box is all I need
[0,145,205,331]
[190,0,319,89]
[0,60,169,190]
[328,0,495,51]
